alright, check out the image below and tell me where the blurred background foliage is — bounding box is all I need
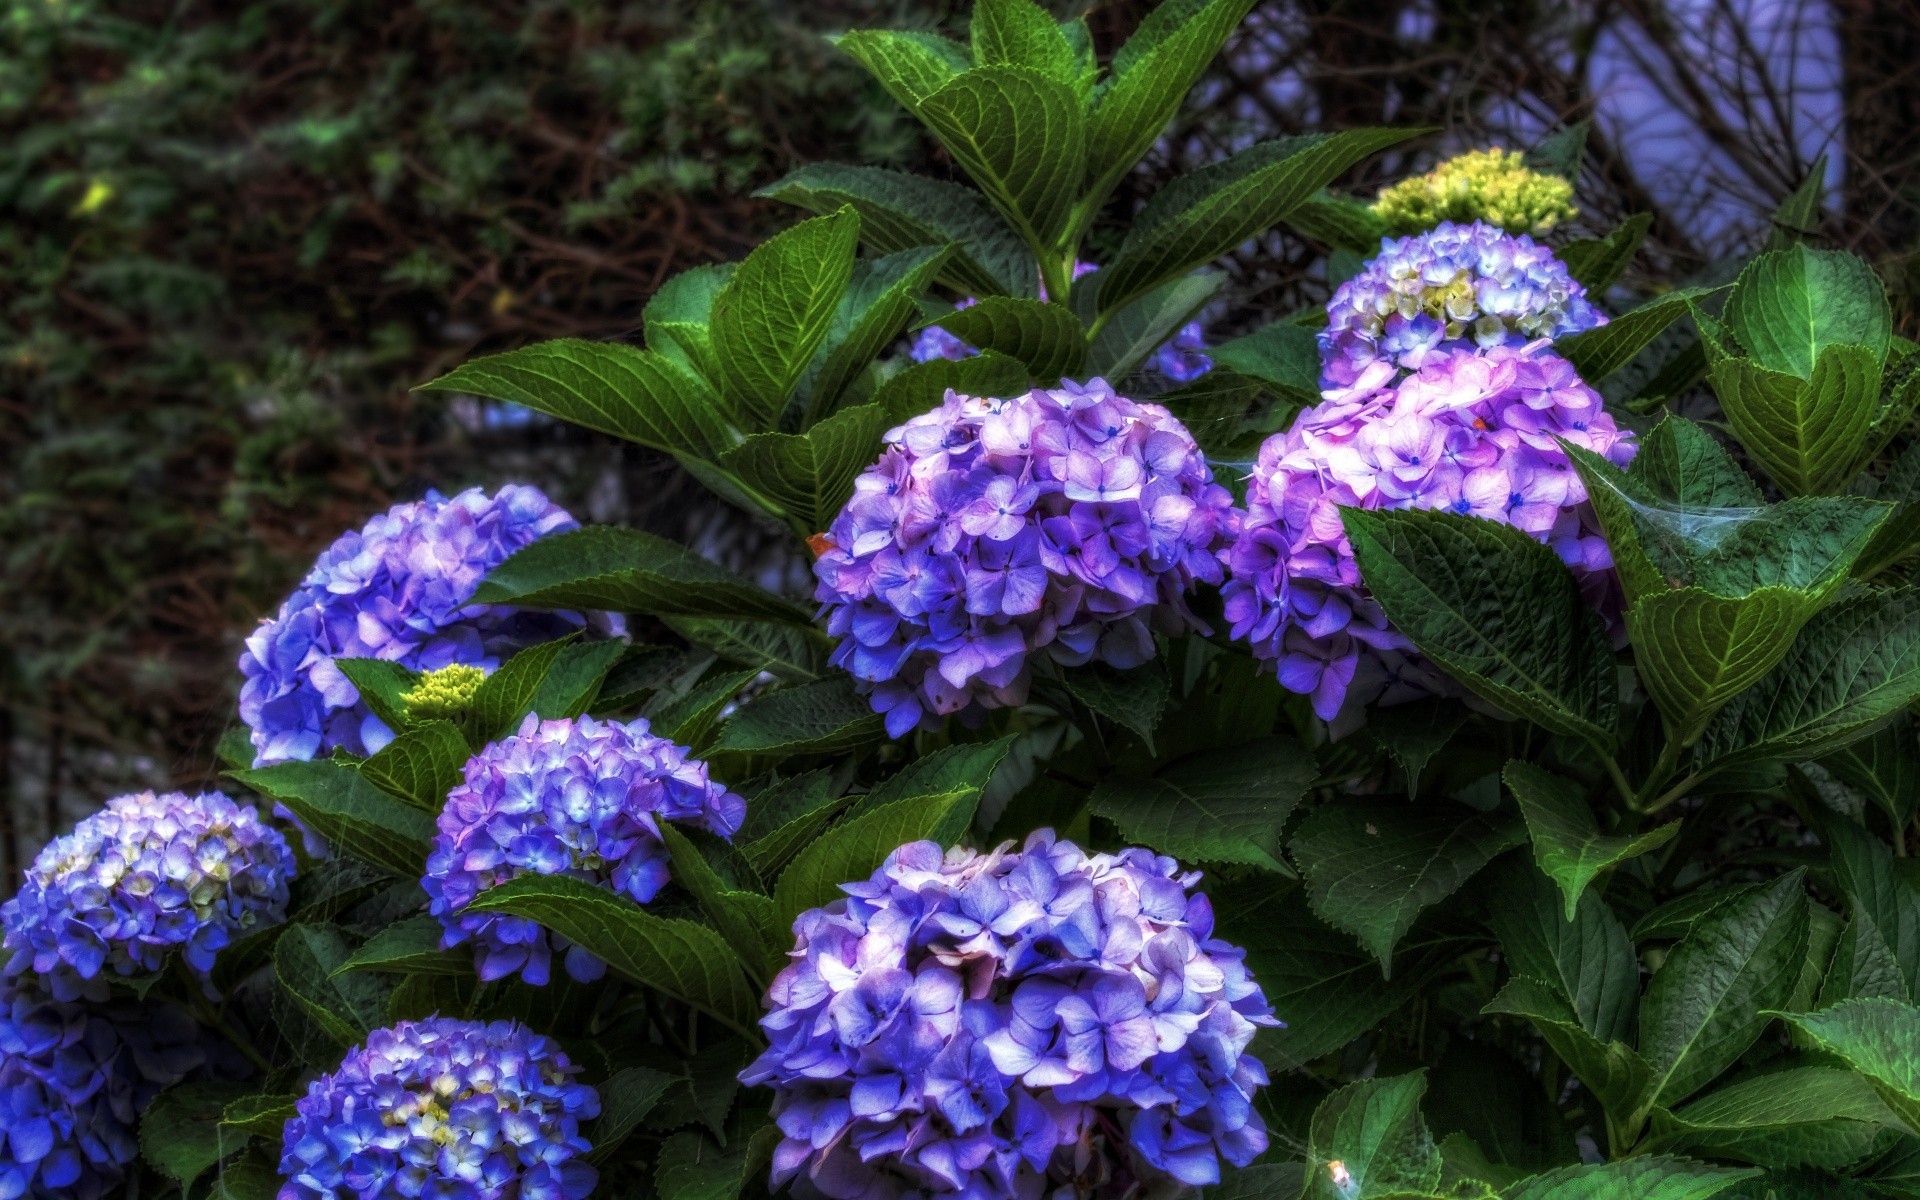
[2,0,1916,889]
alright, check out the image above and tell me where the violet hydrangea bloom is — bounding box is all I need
[814,378,1239,736]
[276,1017,599,1200]
[1320,221,1606,387]
[2,791,296,1002]
[0,984,216,1200]
[1221,343,1635,725]
[741,830,1277,1198]
[238,484,609,766]
[422,714,747,985]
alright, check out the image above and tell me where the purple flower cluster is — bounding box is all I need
[1147,322,1212,385]
[277,1018,599,1200]
[0,985,213,1200]
[238,484,604,767]
[814,378,1239,736]
[422,714,747,985]
[2,791,296,1002]
[1320,221,1606,387]
[1221,344,1634,723]
[741,831,1276,1199]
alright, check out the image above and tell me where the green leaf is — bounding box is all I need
[1484,859,1640,1043]
[665,617,829,682]
[1084,270,1223,381]
[1854,443,1920,579]
[1640,869,1811,1105]
[854,736,1016,829]
[757,164,1036,298]
[466,636,575,743]
[231,759,433,878]
[1367,699,1468,798]
[473,526,812,624]
[655,1130,754,1200]
[1822,911,1912,1005]
[1303,1072,1443,1200]
[1483,976,1654,1132]
[1505,761,1678,921]
[1083,0,1257,209]
[1556,289,1710,382]
[1341,507,1619,748]
[221,1091,298,1139]
[1279,189,1389,251]
[1499,1157,1760,1200]
[835,29,970,112]
[718,402,891,531]
[1099,128,1420,316]
[804,246,953,421]
[710,208,861,429]
[1648,1065,1902,1169]
[1766,154,1829,249]
[1215,1164,1307,1200]
[643,263,731,375]
[660,824,779,982]
[417,339,737,461]
[1526,121,1590,180]
[140,1082,255,1187]
[1777,998,1920,1137]
[773,789,979,930]
[932,296,1087,383]
[1709,344,1884,495]
[872,350,1034,423]
[970,0,1075,80]
[1062,660,1169,750]
[1208,320,1324,409]
[1292,798,1525,971]
[1630,414,1762,509]
[587,1065,677,1165]
[463,873,763,1037]
[1724,245,1891,378]
[709,677,885,758]
[917,66,1086,249]
[1090,737,1313,872]
[273,924,391,1047]
[357,719,470,811]
[531,639,628,721]
[1696,588,1920,773]
[1559,213,1651,294]
[331,658,419,735]
[647,666,758,750]
[1821,717,1920,835]
[1158,368,1292,461]
[206,1152,283,1200]
[1822,815,1920,998]
[333,915,472,977]
[738,772,854,880]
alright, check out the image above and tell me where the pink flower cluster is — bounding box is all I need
[1220,343,1635,723]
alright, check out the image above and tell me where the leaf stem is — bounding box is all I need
[1628,736,1685,813]
[185,988,275,1075]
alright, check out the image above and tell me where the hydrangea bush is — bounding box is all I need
[20,1,1920,1197]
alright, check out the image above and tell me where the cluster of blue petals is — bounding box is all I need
[238,484,601,766]
[423,714,747,985]
[2,790,295,1002]
[1319,221,1605,387]
[277,1017,599,1200]
[741,831,1277,1199]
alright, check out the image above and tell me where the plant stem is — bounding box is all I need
[187,990,275,1075]
[1629,736,1685,813]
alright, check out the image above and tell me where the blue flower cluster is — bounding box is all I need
[238,484,602,766]
[423,714,748,985]
[0,985,213,1200]
[1319,221,1605,387]
[277,1017,600,1200]
[2,791,296,1002]
[814,379,1239,736]
[741,831,1277,1198]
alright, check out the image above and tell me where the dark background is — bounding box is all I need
[4,0,1916,889]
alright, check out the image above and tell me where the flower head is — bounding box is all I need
[402,663,490,725]
[0,984,217,1200]
[3,791,295,1002]
[423,714,747,985]
[1221,343,1634,725]
[276,1018,600,1200]
[1372,148,1579,237]
[741,830,1277,1198]
[238,484,611,767]
[814,379,1239,736]
[1320,221,1605,387]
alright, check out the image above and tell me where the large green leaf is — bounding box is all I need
[757,164,1035,298]
[472,526,812,624]
[1630,414,1763,509]
[1084,270,1223,381]
[772,789,979,931]
[1090,737,1313,872]
[463,873,763,1037]
[833,29,971,112]
[587,1066,677,1165]
[466,637,575,743]
[1498,1157,1759,1200]
[643,263,731,375]
[1207,320,1323,409]
[853,736,1015,821]
[932,296,1087,382]
[1821,911,1912,1006]
[870,350,1034,421]
[1555,289,1711,383]
[1484,860,1640,1044]
[1724,244,1890,379]
[1708,344,1883,495]
[969,0,1075,80]
[709,678,885,758]
[655,1129,760,1200]
[647,666,758,750]
[804,246,953,422]
[1855,443,1920,580]
[1823,816,1920,998]
[1819,714,1920,830]
[1292,798,1525,971]
[1341,507,1619,747]
[1099,128,1420,316]
[1303,1072,1443,1200]
[1558,213,1651,295]
[1777,998,1920,1137]
[1648,1065,1902,1169]
[659,825,780,984]
[334,915,472,977]
[1696,588,1920,773]
[1482,976,1654,1138]
[738,772,853,881]
[917,66,1085,250]
[230,759,433,878]
[273,924,391,1047]
[1639,869,1811,1105]
[718,401,891,532]
[357,719,470,812]
[417,339,737,461]
[665,617,830,683]
[1505,761,1677,922]
[330,658,418,734]
[710,208,861,429]
[1062,659,1169,750]
[140,1082,255,1188]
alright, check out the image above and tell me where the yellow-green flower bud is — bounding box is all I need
[1372,148,1578,237]
[402,664,488,723]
